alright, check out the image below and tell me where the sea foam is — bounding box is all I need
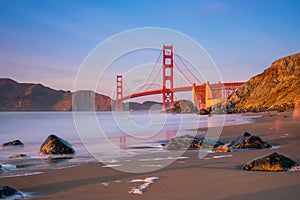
[139,156,188,162]
[212,155,233,159]
[0,172,44,178]
[0,163,17,172]
[129,177,159,195]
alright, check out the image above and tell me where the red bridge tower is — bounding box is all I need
[115,75,123,111]
[162,45,174,110]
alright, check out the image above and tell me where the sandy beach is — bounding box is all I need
[1,111,300,200]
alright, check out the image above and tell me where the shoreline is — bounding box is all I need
[1,111,300,199]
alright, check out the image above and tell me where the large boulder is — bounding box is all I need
[228,132,272,149]
[9,154,27,159]
[166,100,198,114]
[198,108,210,115]
[210,102,234,114]
[163,135,224,150]
[39,134,75,155]
[2,140,24,147]
[244,152,300,171]
[163,135,201,150]
[0,186,23,199]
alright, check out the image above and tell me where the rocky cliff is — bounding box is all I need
[230,53,300,112]
[0,78,113,111]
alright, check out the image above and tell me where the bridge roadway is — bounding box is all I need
[118,82,245,101]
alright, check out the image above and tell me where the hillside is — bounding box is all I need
[123,101,162,111]
[0,78,113,111]
[53,91,113,111]
[230,53,300,112]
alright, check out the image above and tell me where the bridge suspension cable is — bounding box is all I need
[115,45,246,112]
[142,64,161,92]
[173,61,193,85]
[122,81,133,95]
[174,49,202,84]
[136,49,162,93]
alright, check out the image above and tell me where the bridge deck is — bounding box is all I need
[118,82,245,101]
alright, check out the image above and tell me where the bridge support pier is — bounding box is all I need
[192,83,206,109]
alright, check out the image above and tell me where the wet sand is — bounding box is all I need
[1,111,300,199]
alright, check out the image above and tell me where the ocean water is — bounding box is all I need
[0,112,260,176]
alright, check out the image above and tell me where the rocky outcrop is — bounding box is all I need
[163,135,224,150]
[0,78,113,111]
[123,101,162,111]
[230,53,300,112]
[2,140,24,147]
[164,135,201,150]
[209,102,235,114]
[228,132,272,149]
[198,108,211,115]
[39,134,75,155]
[166,100,198,114]
[213,145,230,153]
[9,154,27,158]
[0,186,24,199]
[244,152,300,171]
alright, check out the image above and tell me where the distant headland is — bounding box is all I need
[0,52,299,112]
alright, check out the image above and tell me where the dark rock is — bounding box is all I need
[165,100,198,114]
[39,134,75,155]
[229,132,251,146]
[123,101,162,111]
[210,102,234,114]
[9,154,27,158]
[198,108,210,115]
[201,139,224,149]
[43,156,73,163]
[164,135,201,150]
[228,132,272,149]
[163,135,224,150]
[244,152,300,171]
[2,140,24,147]
[0,186,23,199]
[165,107,181,114]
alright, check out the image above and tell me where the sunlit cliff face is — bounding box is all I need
[293,99,300,120]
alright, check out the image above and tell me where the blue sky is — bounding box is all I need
[0,0,300,100]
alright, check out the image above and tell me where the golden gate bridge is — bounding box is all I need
[115,45,245,111]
